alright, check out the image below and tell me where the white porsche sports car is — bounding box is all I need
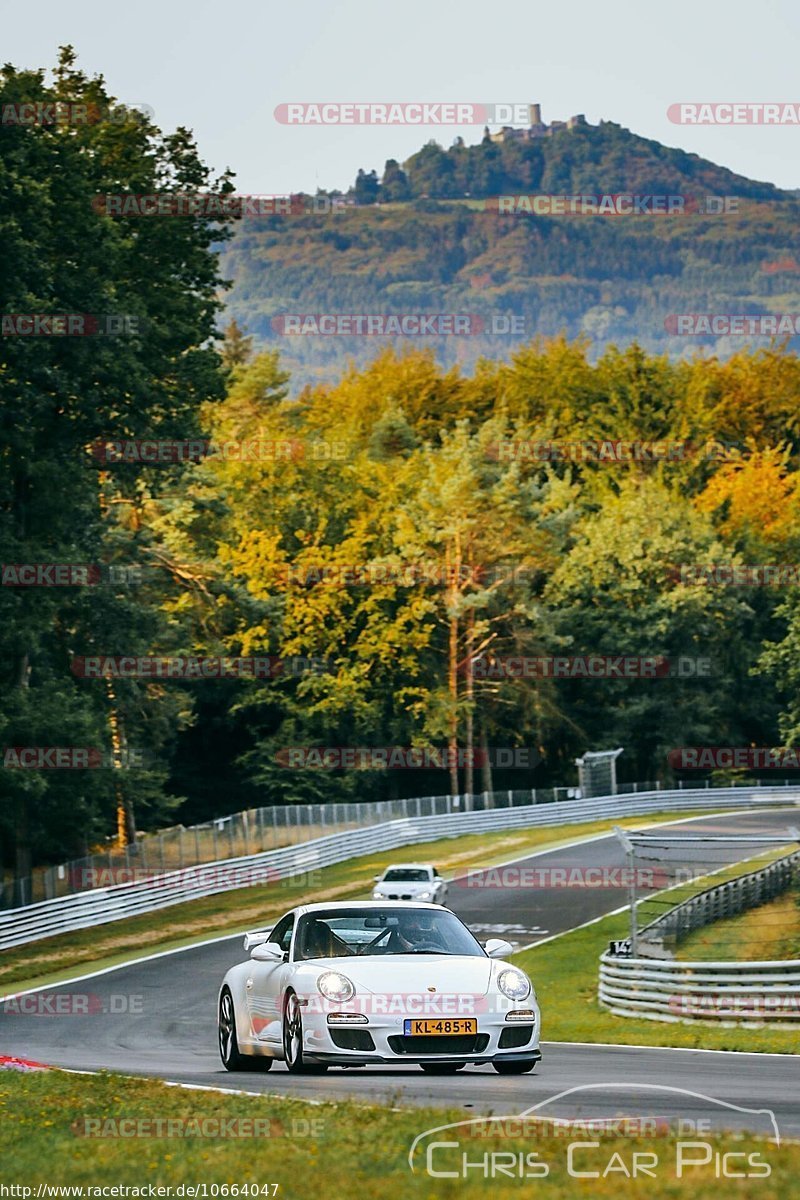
[218,901,541,1075]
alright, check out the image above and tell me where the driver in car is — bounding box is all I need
[388,912,446,953]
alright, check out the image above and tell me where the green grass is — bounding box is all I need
[514,907,800,1053]
[635,844,799,934]
[1,1068,794,1198]
[1,808,723,994]
[677,884,800,962]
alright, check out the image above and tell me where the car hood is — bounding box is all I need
[310,954,494,997]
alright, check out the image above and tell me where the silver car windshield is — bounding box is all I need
[295,908,484,960]
[382,869,431,882]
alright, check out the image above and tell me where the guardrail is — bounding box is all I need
[6,775,793,909]
[639,849,800,955]
[3,792,479,909]
[1,785,798,951]
[599,954,800,1023]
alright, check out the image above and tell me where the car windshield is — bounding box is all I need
[382,868,430,882]
[295,908,484,959]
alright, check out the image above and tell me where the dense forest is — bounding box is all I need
[4,53,800,882]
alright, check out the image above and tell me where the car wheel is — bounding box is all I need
[419,1062,465,1074]
[492,1058,538,1075]
[282,990,328,1074]
[219,988,272,1071]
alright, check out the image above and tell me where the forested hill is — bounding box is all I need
[219,119,800,392]
[368,120,785,202]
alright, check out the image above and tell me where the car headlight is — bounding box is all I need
[418,891,432,900]
[497,968,532,1001]
[317,971,355,1002]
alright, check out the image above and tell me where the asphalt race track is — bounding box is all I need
[2,808,799,1136]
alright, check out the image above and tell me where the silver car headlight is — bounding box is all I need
[317,971,355,1002]
[497,968,532,1001]
[418,890,432,900]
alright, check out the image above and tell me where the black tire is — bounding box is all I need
[419,1062,465,1074]
[282,990,329,1074]
[219,987,272,1072]
[219,987,247,1071]
[492,1058,538,1075]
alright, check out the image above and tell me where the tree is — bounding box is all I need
[380,159,411,202]
[354,169,380,205]
[221,319,254,370]
[542,478,761,780]
[694,448,800,559]
[0,47,234,887]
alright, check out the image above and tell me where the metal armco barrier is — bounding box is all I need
[599,954,800,1023]
[640,849,800,953]
[1,786,799,950]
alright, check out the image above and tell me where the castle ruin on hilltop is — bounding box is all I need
[487,104,588,144]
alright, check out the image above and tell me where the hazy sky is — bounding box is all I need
[4,0,800,195]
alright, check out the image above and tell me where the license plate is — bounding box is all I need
[404,1018,477,1036]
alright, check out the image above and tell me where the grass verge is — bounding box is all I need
[677,883,800,962]
[1,1068,794,1198]
[1,808,724,994]
[514,906,800,1053]
[634,843,798,932]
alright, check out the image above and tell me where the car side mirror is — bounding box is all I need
[250,941,285,962]
[484,938,514,959]
[373,876,382,883]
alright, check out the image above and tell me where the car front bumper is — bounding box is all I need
[297,1002,541,1066]
[305,1047,542,1066]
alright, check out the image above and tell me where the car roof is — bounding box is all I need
[380,863,434,870]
